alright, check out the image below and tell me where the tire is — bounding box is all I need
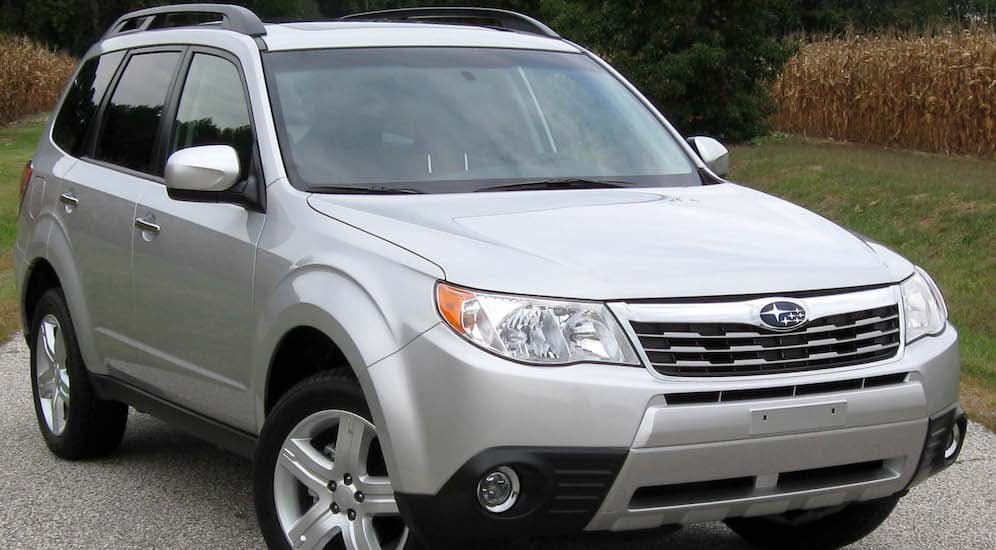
[255,371,422,550]
[29,288,128,459]
[724,495,901,550]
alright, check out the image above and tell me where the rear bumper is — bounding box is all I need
[369,323,962,543]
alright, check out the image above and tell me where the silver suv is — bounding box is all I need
[15,5,965,550]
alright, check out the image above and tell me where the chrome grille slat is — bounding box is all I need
[648,328,901,354]
[631,303,902,377]
[649,342,899,368]
[634,313,899,340]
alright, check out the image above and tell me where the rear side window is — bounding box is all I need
[52,51,124,156]
[170,53,253,180]
[94,51,181,174]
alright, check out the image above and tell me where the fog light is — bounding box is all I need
[477,466,520,513]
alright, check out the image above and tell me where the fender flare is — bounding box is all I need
[250,263,439,439]
[26,215,104,373]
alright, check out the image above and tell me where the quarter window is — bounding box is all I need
[94,51,181,174]
[170,53,253,181]
[52,51,124,156]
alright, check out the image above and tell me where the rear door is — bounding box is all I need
[126,49,264,430]
[57,48,183,367]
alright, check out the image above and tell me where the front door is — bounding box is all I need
[128,50,263,431]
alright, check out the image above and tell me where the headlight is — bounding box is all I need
[436,282,639,365]
[901,267,947,343]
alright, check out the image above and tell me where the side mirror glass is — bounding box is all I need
[688,136,730,178]
[165,145,240,193]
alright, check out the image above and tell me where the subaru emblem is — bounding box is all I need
[759,301,808,331]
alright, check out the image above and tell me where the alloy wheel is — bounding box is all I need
[35,314,70,436]
[273,410,409,550]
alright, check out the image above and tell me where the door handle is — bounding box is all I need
[59,193,79,207]
[134,216,160,234]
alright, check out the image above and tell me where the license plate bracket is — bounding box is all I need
[750,400,847,435]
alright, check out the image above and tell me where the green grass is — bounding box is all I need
[731,134,995,430]
[0,115,45,341]
[1,119,993,427]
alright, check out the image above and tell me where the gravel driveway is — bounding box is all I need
[0,334,993,549]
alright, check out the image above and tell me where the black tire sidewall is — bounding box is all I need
[29,289,100,456]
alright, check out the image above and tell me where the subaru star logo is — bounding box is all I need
[759,301,808,331]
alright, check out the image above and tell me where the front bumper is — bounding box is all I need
[366,322,962,543]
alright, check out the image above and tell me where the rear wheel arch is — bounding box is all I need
[22,258,62,342]
[35,226,102,372]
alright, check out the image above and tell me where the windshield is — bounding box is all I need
[264,47,699,193]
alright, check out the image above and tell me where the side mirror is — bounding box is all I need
[687,136,730,178]
[165,145,240,193]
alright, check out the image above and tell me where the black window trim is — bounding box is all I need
[81,44,264,196]
[49,49,127,159]
[84,44,187,183]
[158,45,262,184]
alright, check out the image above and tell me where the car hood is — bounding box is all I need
[307,183,914,300]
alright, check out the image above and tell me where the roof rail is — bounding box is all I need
[341,7,559,38]
[103,3,266,39]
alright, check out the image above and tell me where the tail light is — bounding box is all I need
[18,161,33,213]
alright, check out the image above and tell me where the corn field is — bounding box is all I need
[0,35,76,126]
[771,28,996,158]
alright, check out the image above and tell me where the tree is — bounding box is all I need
[2,0,989,141]
[535,0,795,141]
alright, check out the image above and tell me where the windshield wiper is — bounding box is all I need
[309,185,424,195]
[474,178,632,193]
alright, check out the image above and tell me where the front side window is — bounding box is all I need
[170,53,253,180]
[94,51,181,174]
[52,51,125,156]
[264,48,698,193]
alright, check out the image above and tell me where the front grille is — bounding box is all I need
[633,305,901,377]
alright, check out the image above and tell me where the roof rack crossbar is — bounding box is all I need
[341,7,559,38]
[103,3,266,39]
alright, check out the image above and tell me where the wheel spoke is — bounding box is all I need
[53,331,67,365]
[358,475,394,497]
[57,369,71,394]
[50,392,64,434]
[288,502,340,550]
[344,516,379,550]
[334,415,374,475]
[36,368,56,399]
[279,438,335,494]
[363,494,399,517]
[57,382,70,404]
[357,475,398,516]
[41,318,58,363]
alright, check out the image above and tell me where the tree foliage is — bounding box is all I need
[1,0,990,140]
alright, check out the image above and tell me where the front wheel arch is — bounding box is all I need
[263,325,356,415]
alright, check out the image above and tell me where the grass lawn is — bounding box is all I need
[1,119,993,429]
[731,135,995,430]
[0,116,45,342]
